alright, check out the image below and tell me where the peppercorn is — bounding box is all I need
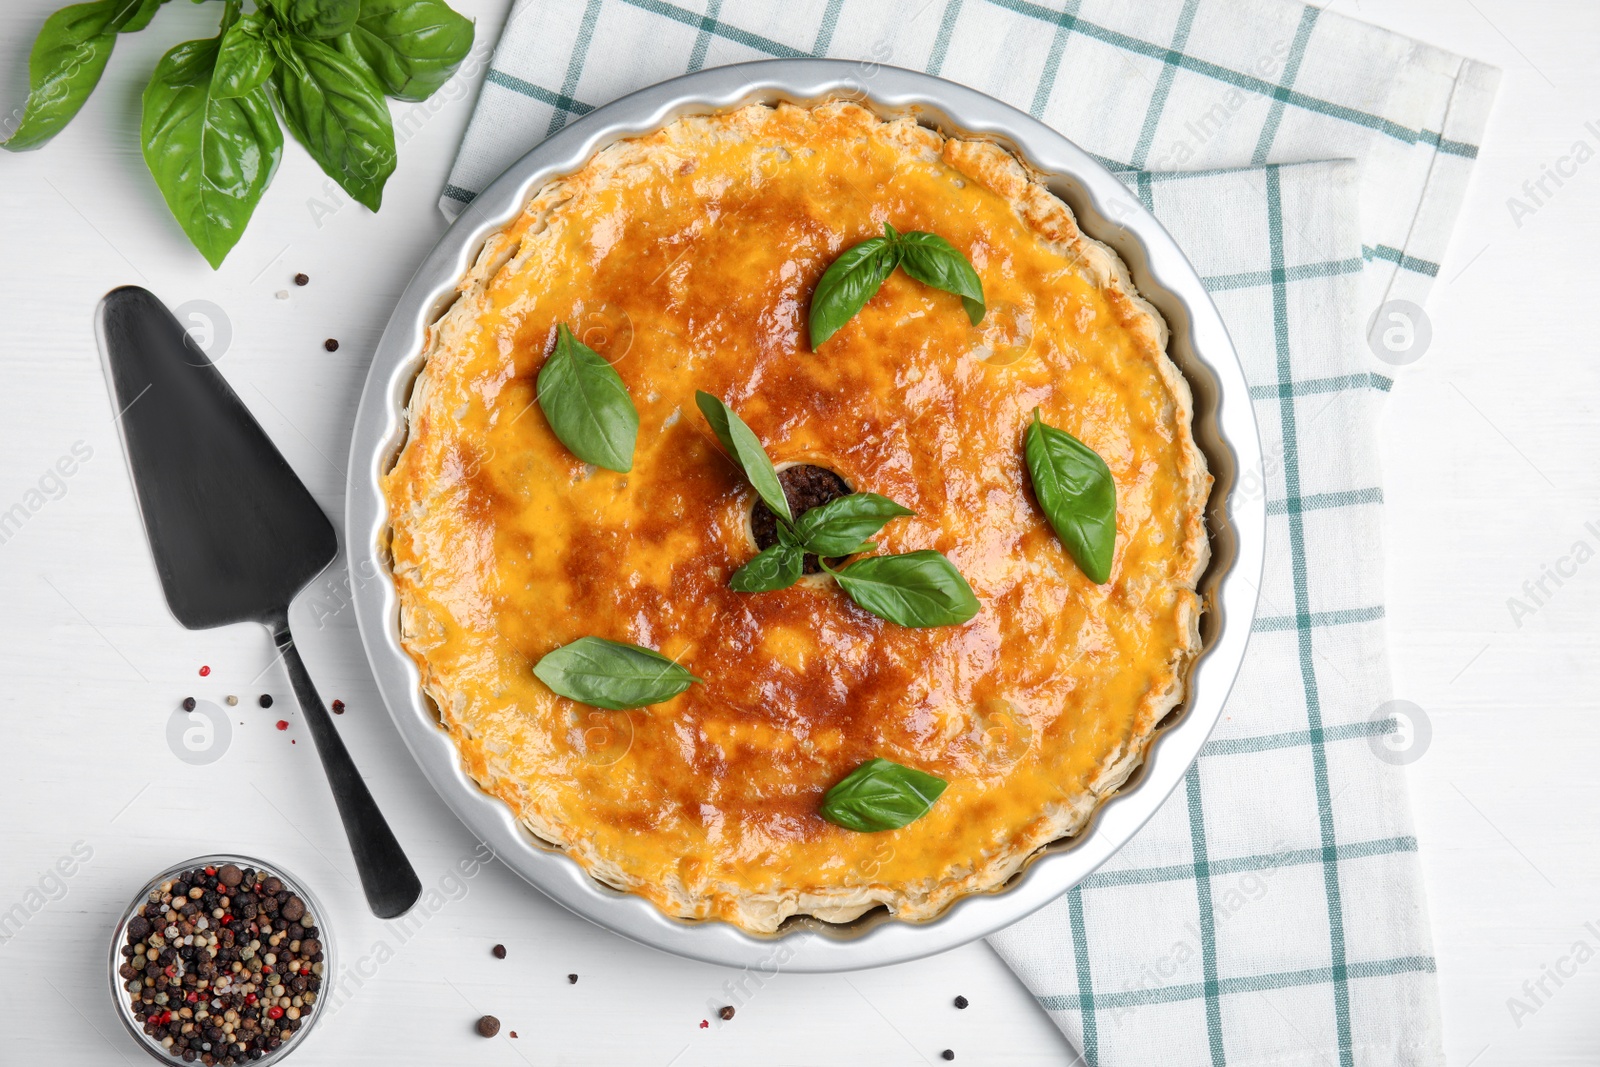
[476,1015,500,1038]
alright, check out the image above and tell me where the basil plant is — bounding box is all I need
[5,0,476,267]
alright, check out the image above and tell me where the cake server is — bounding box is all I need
[97,284,421,919]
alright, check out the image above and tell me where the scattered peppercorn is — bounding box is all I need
[953,995,968,1009]
[330,699,344,714]
[509,1031,518,1039]
[492,944,506,959]
[294,273,309,286]
[941,1052,955,1061]
[225,695,238,706]
[323,339,339,352]
[567,973,578,984]
[276,721,289,731]
[476,1015,500,1038]
[181,697,196,712]
[718,1005,735,1021]
[259,694,273,708]
[198,665,211,677]
[118,862,324,1063]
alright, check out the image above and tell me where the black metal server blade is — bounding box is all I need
[96,285,337,629]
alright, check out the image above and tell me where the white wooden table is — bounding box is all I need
[2,1,1595,1063]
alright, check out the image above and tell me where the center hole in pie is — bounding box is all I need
[750,464,851,575]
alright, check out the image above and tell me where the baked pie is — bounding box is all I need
[383,101,1210,933]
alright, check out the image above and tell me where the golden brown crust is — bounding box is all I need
[383,102,1211,933]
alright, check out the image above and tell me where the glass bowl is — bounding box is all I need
[108,855,334,1064]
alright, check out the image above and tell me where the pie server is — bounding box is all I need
[96,284,422,919]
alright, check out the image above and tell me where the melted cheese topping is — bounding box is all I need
[384,103,1210,932]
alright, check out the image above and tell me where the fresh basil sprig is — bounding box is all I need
[697,390,978,624]
[824,550,980,628]
[1024,408,1117,584]
[809,222,986,348]
[532,637,702,711]
[6,0,474,267]
[537,324,639,472]
[819,758,949,832]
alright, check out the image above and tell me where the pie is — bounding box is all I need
[383,101,1211,933]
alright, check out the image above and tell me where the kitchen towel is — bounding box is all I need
[439,2,1498,1064]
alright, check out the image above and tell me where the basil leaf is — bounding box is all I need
[3,0,165,152]
[264,0,358,38]
[808,233,899,349]
[1024,409,1116,584]
[532,637,702,711]
[141,31,283,269]
[694,391,792,524]
[269,33,395,210]
[729,542,803,593]
[830,550,979,627]
[536,324,638,472]
[896,229,985,325]
[211,12,275,99]
[339,0,474,102]
[793,492,913,557]
[819,758,948,832]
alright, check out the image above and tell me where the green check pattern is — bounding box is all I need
[440,2,1497,1064]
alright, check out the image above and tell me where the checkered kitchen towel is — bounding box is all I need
[439,2,1498,1064]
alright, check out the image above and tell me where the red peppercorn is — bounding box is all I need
[205,866,216,875]
[276,720,289,731]
[199,665,211,676]
[187,992,198,1003]
[267,1007,284,1020]
[219,915,232,925]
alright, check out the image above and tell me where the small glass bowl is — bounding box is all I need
[109,855,335,1064]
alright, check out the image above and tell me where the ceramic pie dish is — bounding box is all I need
[347,60,1263,971]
